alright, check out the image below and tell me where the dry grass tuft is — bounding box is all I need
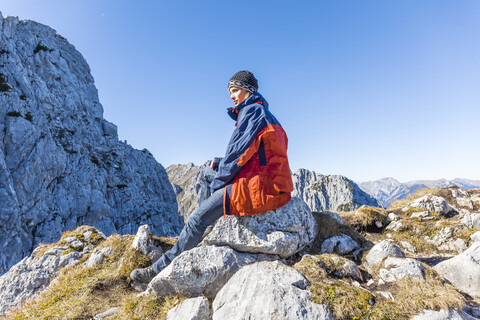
[340,206,388,232]
[295,255,466,320]
[4,228,181,320]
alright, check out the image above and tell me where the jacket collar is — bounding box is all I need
[227,92,269,121]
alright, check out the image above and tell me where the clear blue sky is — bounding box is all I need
[2,1,480,182]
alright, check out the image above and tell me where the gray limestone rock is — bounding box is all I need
[166,296,210,320]
[403,195,456,217]
[386,212,400,223]
[212,260,334,320]
[434,243,480,298]
[145,245,272,299]
[0,13,184,274]
[471,231,480,244]
[320,234,359,255]
[366,240,405,267]
[386,220,403,231]
[166,163,213,221]
[379,257,425,282]
[94,307,121,320]
[201,197,317,258]
[293,168,381,212]
[410,308,468,320]
[131,224,163,262]
[461,213,480,229]
[85,246,112,267]
[0,244,83,315]
[328,255,363,281]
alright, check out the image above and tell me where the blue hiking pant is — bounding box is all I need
[152,167,224,273]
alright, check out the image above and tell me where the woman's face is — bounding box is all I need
[229,86,251,106]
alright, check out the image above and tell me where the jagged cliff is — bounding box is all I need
[166,162,210,221]
[0,12,183,275]
[292,168,382,211]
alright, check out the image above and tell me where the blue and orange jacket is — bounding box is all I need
[210,92,293,216]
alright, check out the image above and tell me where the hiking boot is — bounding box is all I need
[130,265,157,284]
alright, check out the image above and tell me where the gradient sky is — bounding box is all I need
[2,1,480,182]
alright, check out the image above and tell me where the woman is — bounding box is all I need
[130,71,293,284]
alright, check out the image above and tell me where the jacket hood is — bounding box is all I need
[227,92,269,121]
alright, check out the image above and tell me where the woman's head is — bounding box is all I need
[228,71,258,106]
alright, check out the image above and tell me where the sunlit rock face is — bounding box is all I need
[0,12,183,275]
[292,168,382,212]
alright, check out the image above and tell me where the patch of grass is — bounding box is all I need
[25,112,33,122]
[6,111,22,117]
[340,206,388,232]
[455,228,480,246]
[115,294,184,319]
[294,255,375,319]
[33,42,53,54]
[0,73,11,92]
[294,255,465,320]
[4,230,177,320]
[386,218,467,255]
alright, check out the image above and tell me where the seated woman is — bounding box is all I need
[130,71,293,284]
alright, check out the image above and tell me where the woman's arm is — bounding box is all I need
[209,105,268,192]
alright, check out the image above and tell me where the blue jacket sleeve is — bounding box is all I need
[210,105,268,193]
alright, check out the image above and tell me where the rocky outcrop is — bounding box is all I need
[212,261,334,320]
[166,162,212,221]
[201,197,317,257]
[293,168,381,212]
[434,243,480,299]
[365,240,405,267]
[403,195,456,217]
[145,245,272,299]
[379,257,425,282]
[0,227,105,315]
[0,12,183,274]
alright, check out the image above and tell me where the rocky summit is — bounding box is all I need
[293,168,382,212]
[0,12,184,275]
[2,186,480,319]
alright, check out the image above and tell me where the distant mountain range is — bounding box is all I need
[358,178,480,208]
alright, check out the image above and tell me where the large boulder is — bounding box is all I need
[144,245,272,299]
[0,245,83,315]
[320,234,359,255]
[166,163,212,221]
[202,197,317,257]
[379,257,425,282]
[292,168,381,212]
[434,243,480,298]
[0,13,184,274]
[365,240,405,267]
[461,213,480,229]
[402,195,456,217]
[212,261,334,320]
[166,296,210,320]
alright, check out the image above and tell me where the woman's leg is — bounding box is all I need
[152,188,224,273]
[130,186,224,283]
